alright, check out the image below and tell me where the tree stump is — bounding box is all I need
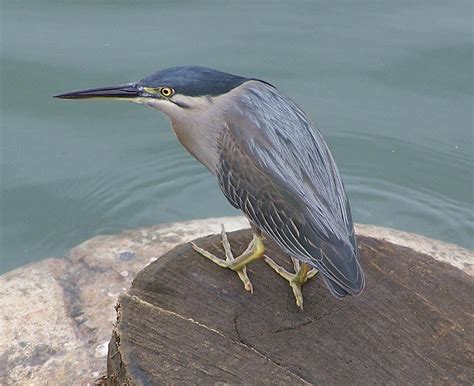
[107,230,473,384]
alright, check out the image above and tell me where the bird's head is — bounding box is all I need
[54,66,258,119]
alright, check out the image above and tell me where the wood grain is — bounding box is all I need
[107,230,473,385]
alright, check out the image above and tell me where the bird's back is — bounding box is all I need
[216,81,364,297]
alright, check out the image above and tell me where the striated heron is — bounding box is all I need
[55,66,365,309]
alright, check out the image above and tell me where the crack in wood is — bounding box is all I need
[275,319,314,333]
[124,294,312,385]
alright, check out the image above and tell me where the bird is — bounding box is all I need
[55,65,365,309]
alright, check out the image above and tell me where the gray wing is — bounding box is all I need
[216,82,364,297]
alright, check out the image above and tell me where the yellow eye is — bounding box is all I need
[160,87,174,97]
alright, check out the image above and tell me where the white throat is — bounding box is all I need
[140,94,222,173]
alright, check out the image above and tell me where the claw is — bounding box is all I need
[191,242,228,268]
[236,267,253,294]
[191,225,264,293]
[265,255,318,310]
[290,282,304,310]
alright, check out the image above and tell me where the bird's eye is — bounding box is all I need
[160,87,174,97]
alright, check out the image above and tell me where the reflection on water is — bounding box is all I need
[1,0,472,273]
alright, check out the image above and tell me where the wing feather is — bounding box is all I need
[216,82,364,297]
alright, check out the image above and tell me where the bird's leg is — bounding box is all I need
[264,256,319,310]
[191,225,265,293]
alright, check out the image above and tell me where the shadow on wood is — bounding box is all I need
[107,230,473,384]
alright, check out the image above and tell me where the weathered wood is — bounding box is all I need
[107,230,473,385]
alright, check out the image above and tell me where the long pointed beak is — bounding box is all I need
[54,83,140,100]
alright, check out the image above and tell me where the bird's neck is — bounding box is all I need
[170,112,221,174]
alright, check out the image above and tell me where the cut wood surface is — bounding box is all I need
[107,230,473,385]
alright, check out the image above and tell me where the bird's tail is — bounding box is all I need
[316,241,365,299]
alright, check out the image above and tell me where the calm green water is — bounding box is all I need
[1,1,472,273]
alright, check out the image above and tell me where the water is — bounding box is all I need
[1,0,472,273]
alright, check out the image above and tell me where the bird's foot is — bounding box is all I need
[191,225,265,293]
[264,256,318,310]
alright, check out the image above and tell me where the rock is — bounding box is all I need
[0,217,472,384]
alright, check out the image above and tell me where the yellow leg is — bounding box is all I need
[191,225,265,293]
[264,256,318,310]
